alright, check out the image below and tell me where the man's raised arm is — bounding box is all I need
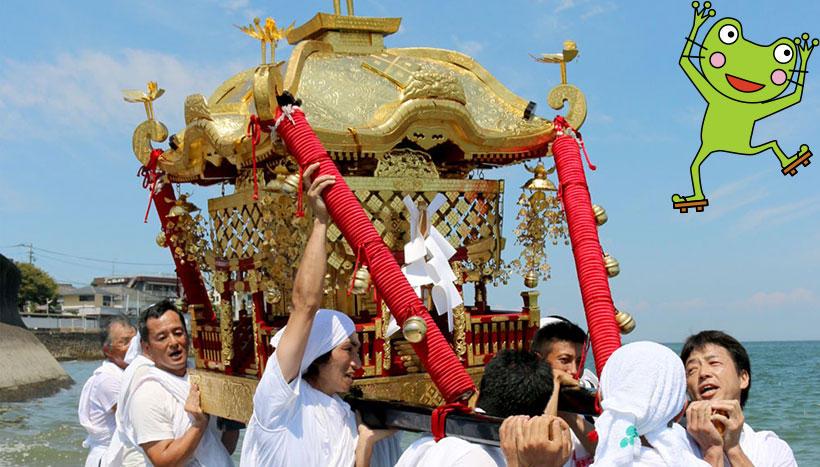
[275,163,336,383]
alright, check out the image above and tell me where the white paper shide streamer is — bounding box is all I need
[387,194,463,337]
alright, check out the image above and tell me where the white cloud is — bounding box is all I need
[659,297,706,312]
[452,36,485,56]
[0,50,243,142]
[736,195,820,231]
[580,2,617,20]
[741,288,818,309]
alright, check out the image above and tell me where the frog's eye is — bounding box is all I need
[719,24,739,44]
[773,44,794,64]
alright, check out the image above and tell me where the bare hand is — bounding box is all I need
[302,162,335,225]
[184,384,209,428]
[686,400,723,453]
[501,415,571,467]
[500,415,529,467]
[708,400,744,452]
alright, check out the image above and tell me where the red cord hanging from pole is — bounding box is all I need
[272,95,476,403]
[138,148,164,223]
[551,116,621,376]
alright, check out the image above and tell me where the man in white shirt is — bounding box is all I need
[240,163,398,467]
[531,317,596,467]
[681,330,797,466]
[396,349,572,467]
[78,316,136,467]
[102,300,235,466]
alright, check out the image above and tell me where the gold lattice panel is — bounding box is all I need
[327,177,503,274]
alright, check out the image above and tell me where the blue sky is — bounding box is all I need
[1,0,818,342]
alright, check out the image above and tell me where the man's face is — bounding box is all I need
[684,343,749,403]
[105,322,137,369]
[542,340,581,376]
[316,333,362,394]
[142,310,189,377]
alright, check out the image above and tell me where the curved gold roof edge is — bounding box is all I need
[315,99,554,161]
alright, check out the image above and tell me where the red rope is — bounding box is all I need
[273,105,476,403]
[138,148,164,223]
[551,118,621,376]
[553,116,596,171]
[431,402,471,442]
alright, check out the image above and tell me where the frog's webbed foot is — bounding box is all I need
[690,2,716,33]
[781,144,812,177]
[672,194,709,213]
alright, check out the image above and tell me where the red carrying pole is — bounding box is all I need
[273,105,475,403]
[551,133,621,375]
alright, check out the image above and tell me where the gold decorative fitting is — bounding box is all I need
[374,149,439,179]
[402,65,466,105]
[592,204,608,226]
[265,287,282,304]
[604,253,620,278]
[510,161,566,286]
[524,270,539,289]
[123,81,165,121]
[532,40,579,85]
[402,316,427,343]
[615,309,636,334]
[237,17,294,64]
[155,231,167,248]
[351,265,371,295]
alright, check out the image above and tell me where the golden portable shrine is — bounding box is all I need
[125,2,635,423]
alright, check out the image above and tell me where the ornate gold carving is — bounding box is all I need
[453,304,467,358]
[191,370,257,423]
[548,84,587,130]
[237,17,294,65]
[218,300,234,367]
[131,120,169,167]
[380,302,392,371]
[352,367,483,407]
[402,65,466,105]
[374,149,439,179]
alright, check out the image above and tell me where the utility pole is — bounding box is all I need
[19,243,34,264]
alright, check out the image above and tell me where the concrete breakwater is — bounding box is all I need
[0,323,73,402]
[32,329,104,361]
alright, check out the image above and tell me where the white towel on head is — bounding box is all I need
[270,308,356,374]
[123,332,142,364]
[592,341,709,467]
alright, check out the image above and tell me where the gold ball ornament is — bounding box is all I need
[282,174,300,194]
[592,204,608,226]
[156,231,167,247]
[265,287,282,304]
[614,309,636,334]
[351,266,371,295]
[402,316,427,343]
[524,270,539,289]
[603,254,620,278]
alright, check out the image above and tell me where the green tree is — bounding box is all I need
[16,262,58,313]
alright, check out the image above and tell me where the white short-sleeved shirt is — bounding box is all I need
[80,361,122,446]
[689,423,797,466]
[566,429,593,467]
[396,435,506,467]
[240,354,359,467]
[120,380,199,467]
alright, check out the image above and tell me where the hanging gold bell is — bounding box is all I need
[521,161,558,192]
[615,309,636,334]
[592,204,608,226]
[351,266,371,295]
[282,173,300,193]
[524,270,539,289]
[402,316,427,343]
[156,231,167,247]
[603,253,620,277]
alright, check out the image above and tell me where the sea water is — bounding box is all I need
[1,341,817,466]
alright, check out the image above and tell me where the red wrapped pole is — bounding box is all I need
[551,128,621,375]
[273,104,475,402]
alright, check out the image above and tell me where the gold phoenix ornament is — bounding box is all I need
[236,17,294,64]
[510,161,567,288]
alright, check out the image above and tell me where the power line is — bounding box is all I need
[1,244,170,267]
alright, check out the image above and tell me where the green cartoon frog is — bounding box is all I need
[673,1,818,213]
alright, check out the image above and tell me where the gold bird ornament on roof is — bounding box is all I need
[123,81,165,120]
[236,17,294,64]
